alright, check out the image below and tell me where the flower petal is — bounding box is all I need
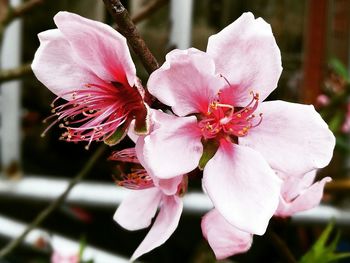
[276,175,331,217]
[203,140,281,235]
[31,29,101,98]
[113,188,162,231]
[239,101,336,176]
[279,170,317,201]
[142,112,203,179]
[131,195,183,261]
[135,134,184,195]
[206,12,282,106]
[148,48,223,116]
[201,209,253,260]
[53,11,136,86]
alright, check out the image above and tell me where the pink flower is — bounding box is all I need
[111,146,184,261]
[341,103,350,133]
[316,94,330,107]
[51,252,79,263]
[201,209,253,260]
[275,170,331,217]
[32,12,148,149]
[138,12,335,238]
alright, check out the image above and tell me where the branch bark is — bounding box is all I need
[103,0,159,74]
[0,145,107,258]
[0,63,32,83]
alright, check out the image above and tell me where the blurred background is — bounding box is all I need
[1,0,350,262]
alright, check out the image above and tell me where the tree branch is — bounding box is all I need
[0,145,107,258]
[131,0,169,24]
[0,63,32,83]
[103,0,159,74]
[266,228,298,263]
[1,0,43,26]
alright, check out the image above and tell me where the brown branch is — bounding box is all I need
[0,145,107,258]
[131,0,169,24]
[266,229,298,263]
[103,0,159,74]
[1,0,43,26]
[325,179,350,193]
[0,63,32,83]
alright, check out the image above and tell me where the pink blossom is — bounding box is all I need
[138,12,335,239]
[111,146,184,261]
[316,94,330,107]
[51,252,79,263]
[32,12,148,149]
[201,209,253,260]
[275,170,331,217]
[341,103,350,133]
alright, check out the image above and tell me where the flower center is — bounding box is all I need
[110,148,155,190]
[198,92,262,140]
[42,81,144,149]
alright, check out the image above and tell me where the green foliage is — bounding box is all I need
[328,111,344,133]
[104,121,129,146]
[299,221,350,263]
[198,139,220,170]
[78,236,94,263]
[329,58,350,83]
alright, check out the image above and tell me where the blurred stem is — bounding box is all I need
[131,0,169,24]
[0,63,32,83]
[266,228,298,263]
[0,145,107,259]
[0,0,43,27]
[103,0,159,74]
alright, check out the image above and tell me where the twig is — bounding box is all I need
[131,0,169,24]
[325,179,350,192]
[266,228,298,263]
[0,63,32,83]
[1,0,43,26]
[0,145,107,258]
[103,0,159,74]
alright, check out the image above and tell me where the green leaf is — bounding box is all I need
[328,111,344,133]
[329,58,350,82]
[299,221,350,263]
[133,105,150,135]
[78,236,87,260]
[335,136,350,153]
[104,121,129,146]
[198,139,219,170]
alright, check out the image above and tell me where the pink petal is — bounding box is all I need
[201,209,253,260]
[240,101,336,176]
[148,48,224,116]
[53,11,136,86]
[135,134,184,195]
[31,29,101,99]
[206,12,282,106]
[142,112,203,179]
[276,175,331,217]
[113,188,162,231]
[154,176,183,196]
[203,140,281,235]
[279,170,317,201]
[131,195,183,261]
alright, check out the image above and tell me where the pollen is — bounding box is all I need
[199,91,262,140]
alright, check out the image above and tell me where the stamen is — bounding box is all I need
[200,91,262,139]
[109,148,139,163]
[115,169,154,190]
[42,81,145,145]
[219,74,232,87]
